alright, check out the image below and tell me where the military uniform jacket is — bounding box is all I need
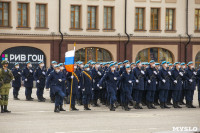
[12,68,21,88]
[121,71,135,92]
[80,70,93,93]
[132,67,145,90]
[146,67,157,91]
[0,68,14,88]
[91,68,103,90]
[171,68,183,90]
[66,70,80,94]
[34,66,46,88]
[99,70,120,92]
[22,67,34,88]
[184,68,197,90]
[158,67,170,90]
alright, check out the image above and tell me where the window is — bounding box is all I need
[135,8,145,30]
[104,7,113,30]
[151,8,160,30]
[75,47,112,63]
[136,48,174,63]
[195,51,200,68]
[88,6,97,29]
[18,3,28,27]
[71,5,80,29]
[195,9,200,31]
[166,8,175,30]
[0,2,9,27]
[36,4,46,28]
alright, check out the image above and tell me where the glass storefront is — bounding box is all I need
[136,48,174,63]
[75,47,112,63]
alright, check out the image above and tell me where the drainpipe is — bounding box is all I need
[124,0,130,60]
[185,0,191,63]
[59,0,63,62]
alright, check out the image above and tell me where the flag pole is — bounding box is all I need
[69,42,76,111]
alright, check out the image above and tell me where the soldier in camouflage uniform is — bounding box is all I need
[0,60,14,113]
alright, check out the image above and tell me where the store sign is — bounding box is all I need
[0,46,46,69]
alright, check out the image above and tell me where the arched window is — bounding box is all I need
[195,51,200,68]
[75,47,112,63]
[136,48,174,63]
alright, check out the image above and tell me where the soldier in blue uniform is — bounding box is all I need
[121,65,135,111]
[99,63,121,111]
[179,62,186,105]
[66,64,80,111]
[91,62,102,107]
[154,63,160,105]
[77,62,84,105]
[34,61,46,102]
[22,61,34,101]
[80,65,93,110]
[158,61,171,109]
[46,61,57,103]
[46,65,67,113]
[12,63,22,100]
[184,62,196,108]
[145,60,157,109]
[171,62,183,108]
[132,60,145,109]
[197,65,200,108]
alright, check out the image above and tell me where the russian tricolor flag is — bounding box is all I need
[65,49,75,72]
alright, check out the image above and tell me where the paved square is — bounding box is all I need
[0,88,199,133]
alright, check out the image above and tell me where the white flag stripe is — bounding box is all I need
[65,50,75,57]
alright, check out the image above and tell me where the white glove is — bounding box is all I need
[99,86,102,89]
[92,88,94,90]
[153,71,157,75]
[93,79,95,83]
[117,88,118,90]
[179,72,183,76]
[82,88,85,91]
[97,84,100,87]
[25,79,27,81]
[58,79,62,82]
[78,86,80,89]
[18,72,21,75]
[193,72,197,75]
[114,77,117,80]
[156,81,158,84]
[13,78,15,81]
[162,79,166,83]
[136,79,139,83]
[42,72,46,75]
[97,71,102,76]
[37,80,40,83]
[174,80,177,84]
[148,80,151,84]
[168,71,171,76]
[141,70,145,75]
[189,79,193,82]
[30,70,33,73]
[128,80,132,83]
[71,76,74,79]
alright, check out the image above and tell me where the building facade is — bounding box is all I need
[0,0,200,68]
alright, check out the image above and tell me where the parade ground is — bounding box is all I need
[0,88,199,133]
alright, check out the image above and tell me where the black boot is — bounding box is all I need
[190,101,196,108]
[173,101,178,108]
[134,103,140,109]
[15,95,20,100]
[84,104,91,110]
[138,103,143,109]
[151,103,157,109]
[124,104,130,111]
[71,105,79,111]
[121,103,125,110]
[167,100,173,105]
[176,102,182,108]
[130,100,136,107]
[110,104,115,111]
[4,105,11,113]
[186,101,191,108]
[60,105,66,111]
[199,101,200,108]
[38,97,44,102]
[147,102,152,109]
[164,102,171,109]
[160,102,165,109]
[1,105,4,113]
[54,106,60,113]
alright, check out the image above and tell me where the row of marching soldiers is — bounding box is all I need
[1,59,200,113]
